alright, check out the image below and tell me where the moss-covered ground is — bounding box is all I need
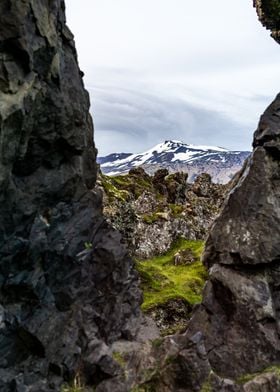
[136,238,207,312]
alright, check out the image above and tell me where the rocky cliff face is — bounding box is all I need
[196,92,280,378]
[0,1,141,390]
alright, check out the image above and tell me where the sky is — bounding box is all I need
[66,0,280,156]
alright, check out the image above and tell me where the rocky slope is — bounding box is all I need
[99,168,228,260]
[99,169,227,337]
[0,2,141,391]
[98,140,250,184]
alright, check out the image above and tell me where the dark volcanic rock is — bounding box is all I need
[0,1,141,391]
[184,96,280,386]
[254,0,280,44]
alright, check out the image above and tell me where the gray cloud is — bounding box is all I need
[65,0,280,157]
[90,84,254,156]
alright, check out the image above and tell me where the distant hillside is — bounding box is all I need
[98,140,251,184]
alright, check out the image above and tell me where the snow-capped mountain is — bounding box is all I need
[97,140,251,183]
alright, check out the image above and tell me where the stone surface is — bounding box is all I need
[0,1,141,390]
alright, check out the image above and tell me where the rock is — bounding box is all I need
[192,173,213,197]
[101,170,228,259]
[134,191,159,214]
[0,1,141,390]
[165,172,188,204]
[244,372,280,392]
[152,168,170,195]
[254,0,280,44]
[147,299,192,336]
[174,249,196,265]
[185,94,280,383]
[203,143,280,267]
[129,166,151,182]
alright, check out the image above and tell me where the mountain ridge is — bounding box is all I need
[98,140,251,183]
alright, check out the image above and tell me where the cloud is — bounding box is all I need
[90,82,253,156]
[65,0,280,156]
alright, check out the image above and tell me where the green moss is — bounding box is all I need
[61,377,85,392]
[142,213,160,225]
[61,387,84,392]
[169,204,185,217]
[131,385,157,392]
[111,174,153,199]
[100,174,130,202]
[201,381,212,392]
[164,355,177,365]
[151,338,163,348]
[131,368,160,392]
[112,351,126,368]
[136,239,207,311]
[84,242,92,250]
[236,365,280,385]
[142,212,168,224]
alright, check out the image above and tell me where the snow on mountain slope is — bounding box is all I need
[97,140,251,183]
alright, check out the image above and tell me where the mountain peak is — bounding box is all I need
[97,140,250,183]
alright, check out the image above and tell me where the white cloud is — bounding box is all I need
[65,0,280,155]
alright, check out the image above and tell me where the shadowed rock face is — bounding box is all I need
[0,1,141,390]
[194,92,280,378]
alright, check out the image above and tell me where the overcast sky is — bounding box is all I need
[66,0,280,156]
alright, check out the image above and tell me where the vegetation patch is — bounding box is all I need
[169,203,185,217]
[112,351,126,368]
[141,212,169,224]
[61,376,85,392]
[201,380,212,392]
[236,365,280,385]
[100,174,130,202]
[136,238,206,312]
[111,174,153,199]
